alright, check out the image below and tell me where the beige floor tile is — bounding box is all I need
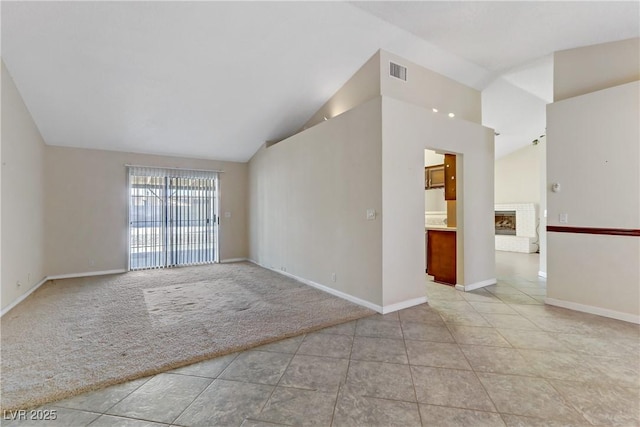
[405,340,471,370]
[53,377,151,413]
[401,322,455,343]
[460,345,538,377]
[554,332,635,358]
[419,404,506,427]
[477,373,584,423]
[459,289,503,303]
[174,379,273,427]
[587,355,640,388]
[316,320,357,336]
[219,351,292,385]
[332,386,421,427]
[88,415,168,427]
[438,310,492,327]
[254,335,304,354]
[345,360,416,402]
[398,306,446,325]
[350,336,408,364]
[169,353,238,378]
[254,386,337,426]
[355,317,404,339]
[279,354,349,392]
[480,313,540,330]
[551,380,640,427]
[496,329,571,352]
[468,301,518,314]
[501,414,592,427]
[296,333,353,359]
[448,325,512,347]
[107,373,211,424]
[517,349,606,383]
[411,366,496,411]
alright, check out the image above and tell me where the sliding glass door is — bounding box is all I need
[128,167,218,270]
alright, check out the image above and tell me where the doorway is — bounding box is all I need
[128,166,219,270]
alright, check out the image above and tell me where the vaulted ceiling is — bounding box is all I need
[2,1,638,161]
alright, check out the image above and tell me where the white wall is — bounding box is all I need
[302,51,381,130]
[1,61,47,311]
[380,50,482,125]
[249,98,383,307]
[554,38,640,102]
[546,81,639,321]
[44,146,248,276]
[538,138,547,276]
[382,97,495,303]
[482,77,547,159]
[495,143,542,205]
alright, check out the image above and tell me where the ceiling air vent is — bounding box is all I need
[390,62,407,81]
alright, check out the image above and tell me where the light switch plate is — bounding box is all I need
[224,212,231,218]
[559,213,568,224]
[366,209,376,220]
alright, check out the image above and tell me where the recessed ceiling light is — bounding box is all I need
[323,117,328,121]
[448,113,455,118]
[432,108,438,113]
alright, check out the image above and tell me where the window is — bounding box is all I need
[128,166,219,270]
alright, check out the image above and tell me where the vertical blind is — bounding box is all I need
[128,166,219,270]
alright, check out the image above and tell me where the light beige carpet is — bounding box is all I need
[0,262,374,410]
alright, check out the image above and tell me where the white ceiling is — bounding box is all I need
[2,2,639,162]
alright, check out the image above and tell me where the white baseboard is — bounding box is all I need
[248,260,429,315]
[1,276,48,318]
[381,296,428,314]
[538,271,547,278]
[48,269,126,280]
[455,278,497,292]
[220,258,248,263]
[545,297,640,324]
[2,269,126,318]
[250,261,383,313]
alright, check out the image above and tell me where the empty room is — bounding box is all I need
[2,2,639,426]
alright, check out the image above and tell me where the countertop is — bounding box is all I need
[425,226,457,232]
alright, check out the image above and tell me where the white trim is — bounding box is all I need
[249,260,383,313]
[1,276,48,317]
[545,297,640,324]
[381,296,428,314]
[47,269,126,281]
[455,278,497,292]
[220,258,248,263]
[538,271,547,278]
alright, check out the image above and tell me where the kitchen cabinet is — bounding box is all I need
[426,229,456,285]
[444,154,456,200]
[425,164,445,189]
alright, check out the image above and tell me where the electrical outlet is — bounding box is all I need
[559,213,568,224]
[366,209,376,220]
[281,267,286,272]
[331,273,337,282]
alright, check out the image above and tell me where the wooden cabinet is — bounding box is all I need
[425,164,445,189]
[444,154,456,200]
[426,229,456,285]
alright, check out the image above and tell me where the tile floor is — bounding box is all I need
[4,252,639,426]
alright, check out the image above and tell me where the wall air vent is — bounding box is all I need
[390,62,407,81]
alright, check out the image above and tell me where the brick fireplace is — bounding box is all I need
[494,203,538,253]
